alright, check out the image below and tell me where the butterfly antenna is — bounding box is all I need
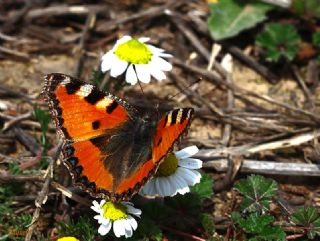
[168,78,201,101]
[138,81,144,95]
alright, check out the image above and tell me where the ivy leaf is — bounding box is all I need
[190,174,214,200]
[255,23,300,62]
[207,0,273,41]
[234,175,277,213]
[291,206,320,239]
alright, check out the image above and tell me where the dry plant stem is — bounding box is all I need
[0,46,30,60]
[160,225,206,241]
[195,129,320,158]
[204,159,320,177]
[25,4,106,19]
[291,65,315,109]
[0,84,34,102]
[96,0,185,33]
[25,140,63,241]
[73,12,96,78]
[12,127,41,155]
[167,11,210,61]
[51,181,91,206]
[2,111,33,131]
[173,58,320,122]
[225,45,278,83]
[183,13,278,82]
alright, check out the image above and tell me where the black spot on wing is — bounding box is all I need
[65,81,82,95]
[180,109,189,123]
[106,101,118,114]
[163,115,168,128]
[84,90,105,104]
[67,157,78,167]
[92,120,100,130]
[171,110,178,125]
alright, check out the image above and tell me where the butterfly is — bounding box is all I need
[42,73,194,202]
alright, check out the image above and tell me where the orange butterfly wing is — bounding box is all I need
[43,73,194,201]
[115,108,194,194]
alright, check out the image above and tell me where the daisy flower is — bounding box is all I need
[100,35,172,85]
[57,238,80,241]
[141,146,202,197]
[91,200,141,238]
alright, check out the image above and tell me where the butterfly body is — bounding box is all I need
[42,73,193,202]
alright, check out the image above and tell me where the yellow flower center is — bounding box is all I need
[57,237,80,241]
[155,153,179,177]
[102,202,128,221]
[114,39,152,64]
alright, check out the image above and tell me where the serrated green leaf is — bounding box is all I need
[235,175,277,213]
[190,174,213,200]
[201,213,215,236]
[292,0,320,18]
[232,212,285,241]
[291,206,320,239]
[207,0,273,41]
[256,23,300,62]
[313,32,320,48]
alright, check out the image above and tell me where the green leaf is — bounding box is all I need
[256,23,300,62]
[291,206,320,239]
[234,175,277,213]
[207,0,273,41]
[232,212,286,241]
[313,32,320,48]
[131,216,163,241]
[201,213,215,237]
[33,107,50,134]
[292,0,320,18]
[190,174,214,200]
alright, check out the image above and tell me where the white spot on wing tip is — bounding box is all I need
[76,84,94,97]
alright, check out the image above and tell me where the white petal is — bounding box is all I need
[155,178,165,196]
[157,52,173,58]
[167,175,180,196]
[113,219,125,238]
[110,59,128,77]
[151,56,172,71]
[147,45,165,53]
[138,37,150,43]
[98,222,112,236]
[156,177,173,196]
[127,215,138,230]
[99,200,106,207]
[123,219,133,238]
[135,64,151,83]
[177,167,201,186]
[148,60,166,81]
[126,205,142,217]
[175,146,199,159]
[178,158,202,169]
[141,179,156,195]
[91,201,100,213]
[172,172,190,195]
[115,35,132,47]
[125,64,138,85]
[101,52,117,72]
[122,201,134,206]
